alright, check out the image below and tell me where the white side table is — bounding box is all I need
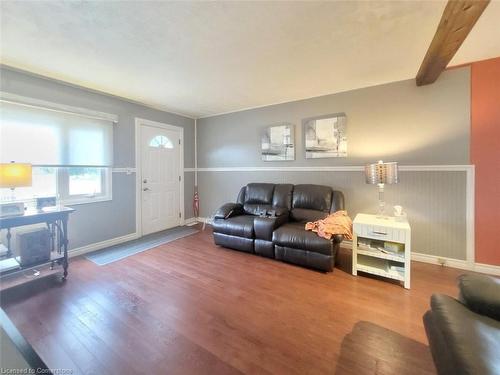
[352,213,411,289]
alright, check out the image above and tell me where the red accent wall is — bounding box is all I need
[471,57,500,265]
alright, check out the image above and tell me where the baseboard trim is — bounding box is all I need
[411,252,500,276]
[197,216,213,225]
[69,232,139,258]
[69,219,201,259]
[322,240,500,276]
[471,262,500,276]
[410,252,471,270]
[184,217,198,226]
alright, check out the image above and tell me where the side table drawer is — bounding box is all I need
[353,223,406,243]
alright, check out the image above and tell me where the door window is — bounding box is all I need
[149,135,173,149]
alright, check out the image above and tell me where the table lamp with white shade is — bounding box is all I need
[365,160,398,217]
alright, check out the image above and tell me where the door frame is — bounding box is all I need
[135,117,184,237]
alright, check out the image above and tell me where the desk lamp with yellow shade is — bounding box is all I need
[0,162,32,217]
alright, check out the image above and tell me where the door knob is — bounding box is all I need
[143,179,148,183]
[143,187,150,191]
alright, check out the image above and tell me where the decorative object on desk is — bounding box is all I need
[304,113,347,158]
[261,123,295,161]
[0,202,25,217]
[365,160,398,217]
[393,205,407,222]
[36,196,57,210]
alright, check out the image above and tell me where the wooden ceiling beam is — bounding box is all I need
[416,0,490,86]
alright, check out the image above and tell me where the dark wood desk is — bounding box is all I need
[0,207,75,279]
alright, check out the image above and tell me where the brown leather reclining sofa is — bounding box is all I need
[212,183,345,272]
[423,274,500,375]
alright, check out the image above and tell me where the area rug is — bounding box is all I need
[85,226,199,266]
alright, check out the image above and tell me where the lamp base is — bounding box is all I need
[376,183,387,217]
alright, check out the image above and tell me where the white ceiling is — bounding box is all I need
[1,1,499,119]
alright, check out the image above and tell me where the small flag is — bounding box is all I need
[193,186,199,218]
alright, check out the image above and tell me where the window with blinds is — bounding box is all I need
[0,97,116,204]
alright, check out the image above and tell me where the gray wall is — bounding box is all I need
[198,68,470,167]
[197,67,471,259]
[1,66,196,249]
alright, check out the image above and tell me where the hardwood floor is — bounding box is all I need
[1,225,474,374]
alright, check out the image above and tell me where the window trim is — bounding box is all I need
[1,91,119,123]
[0,167,112,206]
[59,167,112,206]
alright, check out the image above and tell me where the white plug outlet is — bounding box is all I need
[437,258,446,266]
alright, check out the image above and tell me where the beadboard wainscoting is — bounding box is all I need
[195,165,473,265]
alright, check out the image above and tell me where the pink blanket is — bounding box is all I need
[305,210,353,240]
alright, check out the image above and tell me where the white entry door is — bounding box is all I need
[140,124,182,235]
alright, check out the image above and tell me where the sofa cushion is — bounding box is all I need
[331,191,345,212]
[292,184,332,211]
[245,183,275,204]
[458,274,500,321]
[430,294,500,375]
[272,222,333,255]
[291,184,332,222]
[273,184,294,210]
[243,183,275,215]
[212,215,254,238]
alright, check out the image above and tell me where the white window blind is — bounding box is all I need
[0,100,114,167]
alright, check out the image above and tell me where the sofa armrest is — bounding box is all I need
[254,215,289,241]
[458,274,500,321]
[428,294,500,375]
[214,203,244,220]
[423,309,458,375]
